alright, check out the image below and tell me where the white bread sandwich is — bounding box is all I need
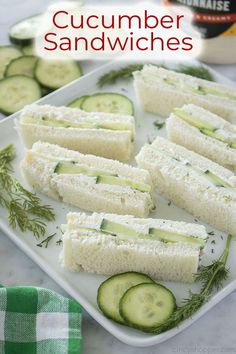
[16,104,135,161]
[166,104,236,173]
[136,136,236,235]
[21,141,154,217]
[60,212,208,283]
[133,65,236,122]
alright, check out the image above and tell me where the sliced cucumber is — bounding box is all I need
[204,170,232,189]
[22,45,37,56]
[9,14,43,46]
[21,115,133,135]
[120,283,176,332]
[101,219,145,238]
[173,108,215,131]
[96,175,151,193]
[149,228,205,248]
[68,95,89,109]
[0,45,23,79]
[35,59,82,90]
[97,272,154,324]
[0,75,41,115]
[54,161,116,177]
[81,93,134,115]
[5,55,38,78]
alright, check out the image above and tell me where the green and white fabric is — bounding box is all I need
[0,285,82,354]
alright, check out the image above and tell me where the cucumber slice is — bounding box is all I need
[35,59,82,89]
[96,175,151,193]
[81,93,134,115]
[5,55,38,78]
[120,283,176,332]
[9,14,43,46]
[101,219,145,239]
[54,161,116,177]
[173,108,215,131]
[200,127,236,149]
[22,45,36,56]
[0,45,23,79]
[97,272,154,324]
[0,75,41,115]
[149,228,205,248]
[68,95,89,108]
[204,170,232,189]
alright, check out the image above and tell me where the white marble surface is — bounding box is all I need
[1,0,236,352]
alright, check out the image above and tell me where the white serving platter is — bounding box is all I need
[0,59,236,347]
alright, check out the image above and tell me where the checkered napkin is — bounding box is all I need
[0,285,82,354]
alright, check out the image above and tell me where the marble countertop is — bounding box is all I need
[1,0,236,353]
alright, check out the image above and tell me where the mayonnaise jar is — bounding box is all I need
[163,0,236,64]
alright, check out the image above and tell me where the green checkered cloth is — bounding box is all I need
[0,285,82,354]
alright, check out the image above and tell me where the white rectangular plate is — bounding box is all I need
[1,60,236,347]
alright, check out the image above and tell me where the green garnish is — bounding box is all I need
[153,120,165,130]
[98,64,145,87]
[98,63,214,87]
[37,233,56,248]
[153,234,232,334]
[0,144,55,238]
[176,65,214,82]
[56,239,63,246]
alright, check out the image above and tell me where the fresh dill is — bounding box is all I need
[176,65,214,82]
[0,144,55,238]
[208,231,215,236]
[153,234,232,334]
[98,63,214,87]
[37,233,56,248]
[56,239,63,246]
[98,64,145,87]
[153,120,165,130]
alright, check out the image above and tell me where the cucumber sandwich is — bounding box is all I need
[60,212,207,282]
[133,65,236,122]
[16,104,135,161]
[136,136,236,235]
[21,141,154,217]
[167,104,236,173]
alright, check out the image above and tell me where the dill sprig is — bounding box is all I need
[153,234,232,334]
[176,64,214,82]
[98,63,214,87]
[0,144,55,238]
[98,64,144,87]
[37,233,56,248]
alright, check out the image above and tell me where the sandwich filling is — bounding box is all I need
[173,108,236,149]
[162,76,236,101]
[64,217,206,249]
[140,66,236,102]
[149,145,235,193]
[34,152,152,193]
[21,115,134,141]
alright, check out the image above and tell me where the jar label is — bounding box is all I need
[164,0,236,38]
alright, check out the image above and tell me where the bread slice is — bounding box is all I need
[166,104,236,173]
[16,104,135,161]
[60,212,208,283]
[133,65,236,122]
[136,136,236,234]
[21,141,154,217]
